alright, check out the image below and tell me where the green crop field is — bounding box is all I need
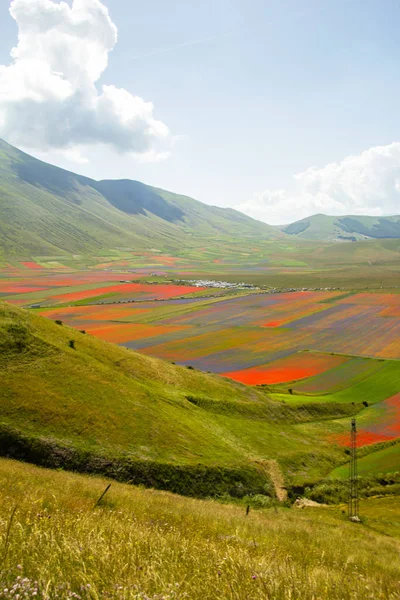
[331,444,400,478]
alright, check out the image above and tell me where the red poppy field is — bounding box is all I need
[21,261,43,270]
[52,283,200,303]
[221,352,349,385]
[334,392,400,447]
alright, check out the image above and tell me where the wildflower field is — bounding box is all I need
[2,264,400,383]
[2,261,400,478]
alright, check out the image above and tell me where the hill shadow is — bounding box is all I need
[91,179,185,222]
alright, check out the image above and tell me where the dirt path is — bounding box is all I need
[254,459,287,502]
[267,459,288,502]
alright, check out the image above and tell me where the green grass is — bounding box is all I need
[271,360,400,405]
[357,496,400,538]
[201,263,400,290]
[1,458,400,599]
[331,444,400,478]
[292,357,385,395]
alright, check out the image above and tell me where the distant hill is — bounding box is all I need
[282,213,400,241]
[0,139,281,257]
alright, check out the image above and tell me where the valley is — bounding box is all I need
[2,253,400,483]
[1,141,400,598]
[2,0,400,594]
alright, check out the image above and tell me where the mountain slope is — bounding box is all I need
[0,139,281,257]
[0,301,351,495]
[282,213,400,241]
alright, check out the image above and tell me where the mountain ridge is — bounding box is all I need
[281,213,400,241]
[0,138,282,257]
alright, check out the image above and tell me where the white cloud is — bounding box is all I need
[239,143,400,224]
[0,0,170,162]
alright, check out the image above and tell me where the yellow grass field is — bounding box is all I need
[1,458,400,599]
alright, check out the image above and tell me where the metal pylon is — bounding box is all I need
[348,418,360,522]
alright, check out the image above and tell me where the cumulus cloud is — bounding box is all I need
[0,0,170,161]
[239,143,400,224]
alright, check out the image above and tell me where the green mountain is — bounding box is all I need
[282,213,400,241]
[0,139,281,257]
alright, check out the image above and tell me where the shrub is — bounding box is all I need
[55,320,63,326]
[242,494,276,508]
[186,396,198,406]
[0,424,271,500]
[304,472,400,504]
[68,340,76,350]
[4,323,29,352]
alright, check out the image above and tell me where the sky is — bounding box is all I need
[1,0,400,224]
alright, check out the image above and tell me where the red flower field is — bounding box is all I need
[222,352,349,385]
[21,261,43,269]
[52,283,203,303]
[334,431,392,447]
[334,392,400,447]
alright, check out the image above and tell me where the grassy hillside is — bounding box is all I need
[0,301,359,494]
[1,458,400,599]
[0,138,281,257]
[331,443,400,478]
[283,213,400,241]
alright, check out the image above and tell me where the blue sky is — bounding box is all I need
[1,0,400,223]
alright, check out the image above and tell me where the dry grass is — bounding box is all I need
[1,459,400,599]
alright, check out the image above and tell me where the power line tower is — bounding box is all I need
[348,417,361,522]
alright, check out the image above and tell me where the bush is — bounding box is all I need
[305,472,400,504]
[55,320,63,326]
[0,424,271,500]
[68,340,76,349]
[3,323,29,352]
[242,494,276,509]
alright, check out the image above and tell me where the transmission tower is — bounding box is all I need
[348,418,361,522]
